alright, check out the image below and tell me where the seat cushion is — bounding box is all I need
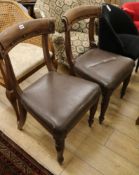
[9,43,44,79]
[74,48,134,90]
[21,72,100,133]
[118,34,139,60]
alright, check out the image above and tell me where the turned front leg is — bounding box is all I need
[18,101,27,130]
[88,98,99,127]
[53,134,66,164]
[6,89,20,122]
[99,90,112,124]
[121,74,131,99]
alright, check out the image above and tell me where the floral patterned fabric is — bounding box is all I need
[49,0,80,32]
[74,0,105,33]
[34,0,104,64]
[34,0,104,32]
[34,0,50,18]
[35,0,80,32]
[52,31,90,65]
[80,0,105,6]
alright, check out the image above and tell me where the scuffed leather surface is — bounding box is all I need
[74,48,134,90]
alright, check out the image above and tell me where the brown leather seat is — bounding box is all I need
[0,18,100,164]
[21,72,100,132]
[62,5,135,123]
[74,49,134,90]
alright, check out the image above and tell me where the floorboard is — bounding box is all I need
[0,65,138,175]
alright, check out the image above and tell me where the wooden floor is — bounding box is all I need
[0,65,138,175]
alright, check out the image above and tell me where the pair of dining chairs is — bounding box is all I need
[0,3,135,164]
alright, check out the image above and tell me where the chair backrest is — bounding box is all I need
[0,18,55,93]
[0,0,42,46]
[62,5,101,70]
[0,0,47,88]
[99,3,138,54]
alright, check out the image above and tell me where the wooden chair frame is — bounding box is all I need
[0,18,100,164]
[0,0,55,117]
[62,5,133,123]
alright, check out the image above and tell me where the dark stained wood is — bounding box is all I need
[136,117,139,125]
[88,98,99,127]
[99,90,112,124]
[120,73,132,98]
[0,0,56,122]
[62,5,134,124]
[53,134,66,164]
[0,18,100,164]
[135,59,139,72]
